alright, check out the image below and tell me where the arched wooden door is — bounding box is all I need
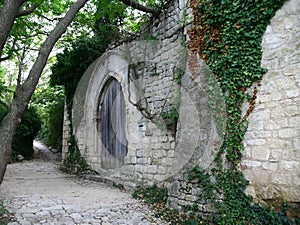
[100,78,128,169]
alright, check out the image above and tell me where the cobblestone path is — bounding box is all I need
[0,142,167,225]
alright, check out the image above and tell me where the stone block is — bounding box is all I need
[293,174,300,186]
[143,165,157,174]
[278,128,297,138]
[263,35,283,48]
[241,160,262,168]
[157,166,166,174]
[244,132,254,140]
[283,65,299,76]
[270,149,282,161]
[124,157,131,164]
[284,15,298,29]
[153,174,167,181]
[268,139,292,148]
[152,150,167,158]
[265,121,281,130]
[270,106,285,118]
[185,195,197,202]
[248,120,264,130]
[253,170,271,184]
[136,150,150,157]
[281,147,299,160]
[279,160,300,171]
[285,105,299,117]
[283,0,300,14]
[272,17,285,33]
[262,162,278,171]
[289,117,300,127]
[242,169,255,182]
[252,147,270,161]
[246,139,266,146]
[136,158,148,164]
[121,165,134,175]
[259,186,276,200]
[286,89,299,98]
[281,187,300,202]
[271,173,293,185]
[293,138,300,148]
[253,131,273,138]
[290,52,300,65]
[130,157,137,164]
[242,148,251,158]
[164,157,174,166]
[135,165,142,173]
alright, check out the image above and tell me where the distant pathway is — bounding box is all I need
[0,142,167,225]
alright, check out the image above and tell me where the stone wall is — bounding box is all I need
[242,0,300,203]
[66,0,199,186]
[61,0,300,211]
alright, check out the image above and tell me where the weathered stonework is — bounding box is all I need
[242,0,300,203]
[62,102,70,161]
[66,0,199,186]
[61,0,300,211]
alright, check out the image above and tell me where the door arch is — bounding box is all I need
[100,78,128,169]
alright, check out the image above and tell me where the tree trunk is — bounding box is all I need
[0,0,89,185]
[0,0,24,58]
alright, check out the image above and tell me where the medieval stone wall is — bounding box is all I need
[65,0,196,186]
[242,0,300,203]
[61,0,300,211]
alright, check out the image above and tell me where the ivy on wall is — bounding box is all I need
[188,0,285,166]
[182,0,299,224]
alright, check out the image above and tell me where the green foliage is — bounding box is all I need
[133,184,168,204]
[12,107,41,160]
[0,201,9,225]
[174,68,185,85]
[195,0,285,166]
[4,0,77,63]
[51,0,127,172]
[46,99,64,149]
[161,107,179,127]
[187,167,297,225]
[161,90,181,133]
[0,104,41,161]
[182,0,297,224]
[31,85,64,149]
[0,102,7,121]
[50,34,116,103]
[62,134,91,174]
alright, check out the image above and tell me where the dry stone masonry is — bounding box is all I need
[68,0,194,186]
[242,0,300,203]
[61,0,300,210]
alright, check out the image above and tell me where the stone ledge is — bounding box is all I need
[83,174,138,193]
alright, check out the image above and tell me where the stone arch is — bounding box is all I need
[72,47,134,175]
[243,0,300,203]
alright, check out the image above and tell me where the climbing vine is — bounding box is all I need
[181,0,299,224]
[188,0,285,166]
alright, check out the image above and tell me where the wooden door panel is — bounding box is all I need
[100,79,128,169]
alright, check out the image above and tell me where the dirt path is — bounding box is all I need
[0,142,167,225]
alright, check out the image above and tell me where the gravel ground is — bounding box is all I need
[0,141,168,225]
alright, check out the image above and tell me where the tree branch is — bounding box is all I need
[118,0,160,16]
[0,0,24,58]
[17,3,37,17]
[0,38,17,62]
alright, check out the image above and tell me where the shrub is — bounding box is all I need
[0,103,41,161]
[12,107,41,160]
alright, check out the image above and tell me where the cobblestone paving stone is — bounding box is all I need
[0,142,168,225]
